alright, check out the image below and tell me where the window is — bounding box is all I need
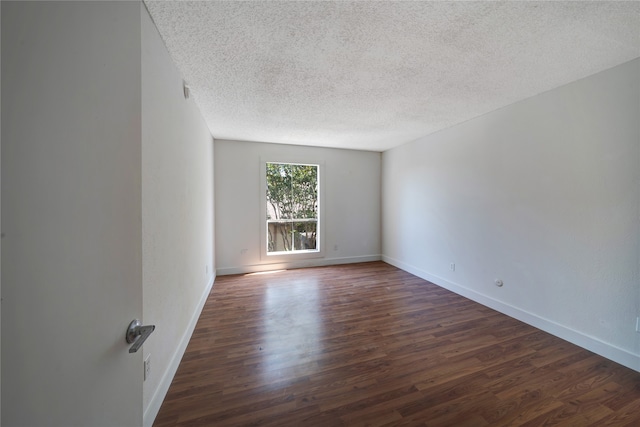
[265,162,319,255]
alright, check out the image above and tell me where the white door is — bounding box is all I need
[2,2,144,426]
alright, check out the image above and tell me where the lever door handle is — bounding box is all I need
[126,319,155,353]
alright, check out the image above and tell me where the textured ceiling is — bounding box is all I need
[144,1,640,152]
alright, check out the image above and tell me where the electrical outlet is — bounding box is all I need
[636,317,640,333]
[144,354,151,381]
[450,263,455,272]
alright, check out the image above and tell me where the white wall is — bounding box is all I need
[382,59,640,371]
[215,140,380,274]
[141,6,214,426]
[2,2,144,425]
[1,2,3,420]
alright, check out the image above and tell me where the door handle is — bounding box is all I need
[126,319,155,353]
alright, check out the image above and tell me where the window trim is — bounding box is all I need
[260,158,325,262]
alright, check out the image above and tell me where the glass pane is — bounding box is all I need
[292,220,317,250]
[267,221,293,252]
[290,165,318,219]
[266,163,293,220]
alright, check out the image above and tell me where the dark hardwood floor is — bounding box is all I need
[153,261,640,426]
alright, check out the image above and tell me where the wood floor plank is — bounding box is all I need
[153,261,640,426]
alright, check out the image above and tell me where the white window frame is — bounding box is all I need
[260,158,325,262]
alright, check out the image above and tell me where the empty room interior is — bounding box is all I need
[1,1,639,426]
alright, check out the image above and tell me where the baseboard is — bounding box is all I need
[382,255,640,373]
[216,255,382,276]
[143,273,216,427]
